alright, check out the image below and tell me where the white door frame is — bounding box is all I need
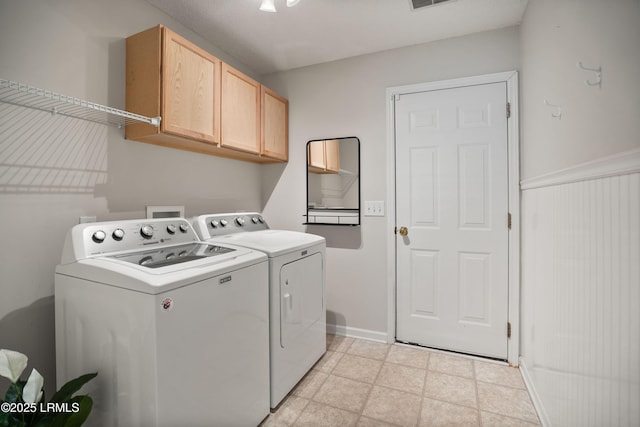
[385,71,520,366]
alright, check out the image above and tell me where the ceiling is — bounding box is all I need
[146,0,529,75]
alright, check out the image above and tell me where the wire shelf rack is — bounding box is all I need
[0,79,161,128]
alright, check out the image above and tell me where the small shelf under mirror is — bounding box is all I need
[305,137,360,226]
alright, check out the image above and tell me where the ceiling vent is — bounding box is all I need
[410,0,451,10]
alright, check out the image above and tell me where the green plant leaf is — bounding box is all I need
[0,404,24,427]
[3,380,25,403]
[41,396,93,427]
[62,396,93,427]
[0,405,9,425]
[49,373,97,404]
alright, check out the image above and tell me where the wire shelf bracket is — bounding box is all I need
[0,79,161,128]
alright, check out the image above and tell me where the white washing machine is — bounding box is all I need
[55,218,269,427]
[192,213,326,408]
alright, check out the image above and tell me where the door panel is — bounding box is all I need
[396,82,509,359]
[410,147,439,226]
[459,144,490,229]
[410,250,439,317]
[280,253,323,348]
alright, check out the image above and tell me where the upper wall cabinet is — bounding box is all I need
[308,139,340,173]
[125,25,288,163]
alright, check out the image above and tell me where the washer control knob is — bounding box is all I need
[235,217,245,226]
[251,217,259,224]
[210,220,219,228]
[166,224,176,234]
[140,225,154,239]
[220,219,228,227]
[112,228,125,241]
[258,216,264,223]
[92,230,106,243]
[179,223,189,233]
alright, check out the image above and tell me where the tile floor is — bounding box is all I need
[261,334,540,427]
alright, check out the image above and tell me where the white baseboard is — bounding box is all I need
[326,324,388,343]
[519,357,550,427]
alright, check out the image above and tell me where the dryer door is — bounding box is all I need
[280,253,323,348]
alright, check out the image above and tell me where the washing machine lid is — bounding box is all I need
[56,242,266,294]
[212,230,325,257]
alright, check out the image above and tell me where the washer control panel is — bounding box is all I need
[194,212,269,238]
[76,218,200,258]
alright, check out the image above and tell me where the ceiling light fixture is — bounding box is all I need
[259,0,300,12]
[259,0,276,12]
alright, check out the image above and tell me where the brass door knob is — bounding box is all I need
[399,226,408,236]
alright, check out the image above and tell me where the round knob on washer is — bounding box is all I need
[179,223,189,233]
[140,225,154,239]
[220,219,228,227]
[210,220,219,228]
[251,217,259,224]
[112,228,125,241]
[92,230,106,243]
[166,224,176,234]
[257,217,264,223]
[235,217,245,226]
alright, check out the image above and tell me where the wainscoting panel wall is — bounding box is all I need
[520,149,639,427]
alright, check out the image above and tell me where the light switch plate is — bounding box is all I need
[364,201,385,216]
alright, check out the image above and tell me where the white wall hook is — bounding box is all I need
[576,61,602,87]
[544,100,562,119]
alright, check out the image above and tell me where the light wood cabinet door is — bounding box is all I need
[162,28,220,143]
[221,63,261,154]
[126,25,220,145]
[324,139,340,172]
[308,140,326,171]
[261,86,288,161]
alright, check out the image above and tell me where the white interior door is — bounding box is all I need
[395,82,509,359]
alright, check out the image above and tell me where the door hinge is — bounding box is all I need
[507,212,512,230]
[506,102,511,118]
[507,322,512,338]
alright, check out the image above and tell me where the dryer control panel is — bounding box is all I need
[192,213,269,239]
[61,218,200,263]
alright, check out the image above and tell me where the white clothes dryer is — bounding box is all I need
[55,218,269,427]
[192,213,326,408]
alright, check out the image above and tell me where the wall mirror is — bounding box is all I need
[305,137,360,226]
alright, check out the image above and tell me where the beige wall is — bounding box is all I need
[261,26,520,336]
[519,0,640,180]
[0,0,263,394]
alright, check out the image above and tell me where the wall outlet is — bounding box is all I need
[364,201,385,216]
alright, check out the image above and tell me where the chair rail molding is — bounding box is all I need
[521,147,640,190]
